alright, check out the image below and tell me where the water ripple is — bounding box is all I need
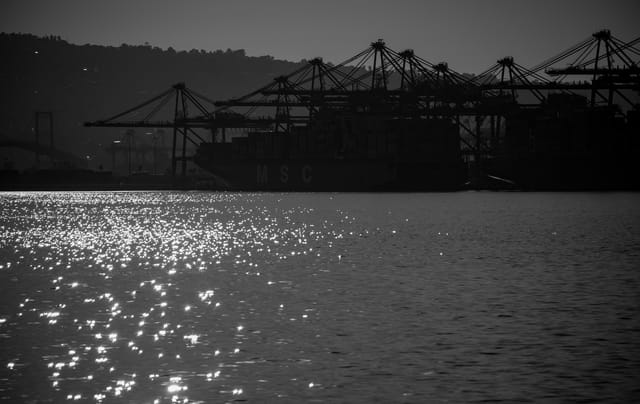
[0,191,639,402]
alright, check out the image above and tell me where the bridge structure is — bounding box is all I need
[0,135,87,169]
[84,30,640,177]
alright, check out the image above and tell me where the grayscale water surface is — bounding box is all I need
[1,191,639,403]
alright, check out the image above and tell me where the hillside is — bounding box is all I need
[0,33,305,171]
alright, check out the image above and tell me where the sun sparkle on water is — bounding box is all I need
[0,191,344,402]
[1,191,639,402]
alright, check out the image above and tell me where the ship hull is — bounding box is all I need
[193,114,466,191]
[194,158,466,191]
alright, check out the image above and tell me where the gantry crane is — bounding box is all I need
[85,30,639,177]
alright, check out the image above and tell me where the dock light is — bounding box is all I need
[113,140,121,144]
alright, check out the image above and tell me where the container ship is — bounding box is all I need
[482,94,640,190]
[193,110,466,191]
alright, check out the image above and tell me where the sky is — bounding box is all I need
[1,0,639,74]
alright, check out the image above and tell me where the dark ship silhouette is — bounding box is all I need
[194,106,465,191]
[86,31,640,191]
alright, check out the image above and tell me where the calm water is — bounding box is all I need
[1,191,639,403]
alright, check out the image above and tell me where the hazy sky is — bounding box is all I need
[1,0,638,73]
